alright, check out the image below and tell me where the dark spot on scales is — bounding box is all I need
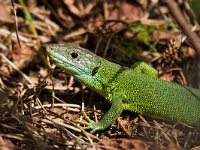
[92,67,99,76]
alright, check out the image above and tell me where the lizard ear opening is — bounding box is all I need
[70,52,78,59]
[92,67,99,76]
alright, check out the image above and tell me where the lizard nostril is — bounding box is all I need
[71,52,78,59]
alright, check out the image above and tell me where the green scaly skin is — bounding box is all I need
[47,43,200,132]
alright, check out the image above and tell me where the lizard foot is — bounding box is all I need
[73,111,103,133]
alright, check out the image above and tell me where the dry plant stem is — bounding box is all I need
[11,0,21,49]
[33,103,80,111]
[162,0,200,55]
[11,115,42,149]
[34,117,80,140]
[139,115,151,127]
[117,118,131,137]
[0,28,30,43]
[162,0,200,88]
[33,117,81,133]
[0,133,31,142]
[76,124,97,150]
[59,125,80,140]
[31,122,49,149]
[153,121,171,142]
[19,0,48,67]
[32,118,96,148]
[184,132,192,148]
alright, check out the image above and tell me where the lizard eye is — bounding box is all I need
[70,52,78,59]
[92,67,99,76]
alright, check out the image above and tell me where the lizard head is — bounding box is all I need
[46,43,101,76]
[46,43,108,95]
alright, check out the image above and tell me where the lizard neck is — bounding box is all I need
[75,56,123,97]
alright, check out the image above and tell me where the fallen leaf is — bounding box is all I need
[159,73,175,82]
[0,135,15,150]
[101,139,148,150]
[11,42,37,70]
[0,2,14,24]
[107,0,144,30]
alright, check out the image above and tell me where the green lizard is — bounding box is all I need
[46,43,200,132]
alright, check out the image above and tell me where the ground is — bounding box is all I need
[0,0,200,149]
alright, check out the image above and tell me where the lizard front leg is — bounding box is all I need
[75,96,124,133]
[131,61,158,78]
